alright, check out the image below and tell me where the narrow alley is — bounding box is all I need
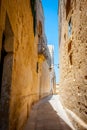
[0,0,87,130]
[24,95,74,130]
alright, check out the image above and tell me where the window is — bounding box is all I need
[68,18,72,37]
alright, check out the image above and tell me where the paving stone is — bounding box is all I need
[24,95,73,130]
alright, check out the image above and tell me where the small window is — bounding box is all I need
[68,18,72,37]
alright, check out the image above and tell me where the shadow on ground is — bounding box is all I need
[24,95,72,130]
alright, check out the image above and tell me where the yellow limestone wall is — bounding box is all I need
[40,60,51,98]
[59,0,87,130]
[0,0,51,130]
[0,0,38,130]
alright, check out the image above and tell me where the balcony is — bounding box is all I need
[38,37,51,67]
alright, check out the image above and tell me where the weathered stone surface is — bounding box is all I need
[1,53,13,130]
[39,61,51,98]
[59,0,87,130]
[0,0,51,130]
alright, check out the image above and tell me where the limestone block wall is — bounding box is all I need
[59,0,87,130]
[0,0,39,130]
[0,0,52,130]
[40,60,51,98]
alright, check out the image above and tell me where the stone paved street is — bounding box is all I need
[24,95,75,130]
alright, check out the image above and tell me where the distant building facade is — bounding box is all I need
[48,45,56,94]
[48,45,54,67]
[36,0,51,98]
[59,0,87,130]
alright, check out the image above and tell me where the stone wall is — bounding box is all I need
[40,60,51,98]
[59,0,87,130]
[0,0,51,130]
[0,0,39,130]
